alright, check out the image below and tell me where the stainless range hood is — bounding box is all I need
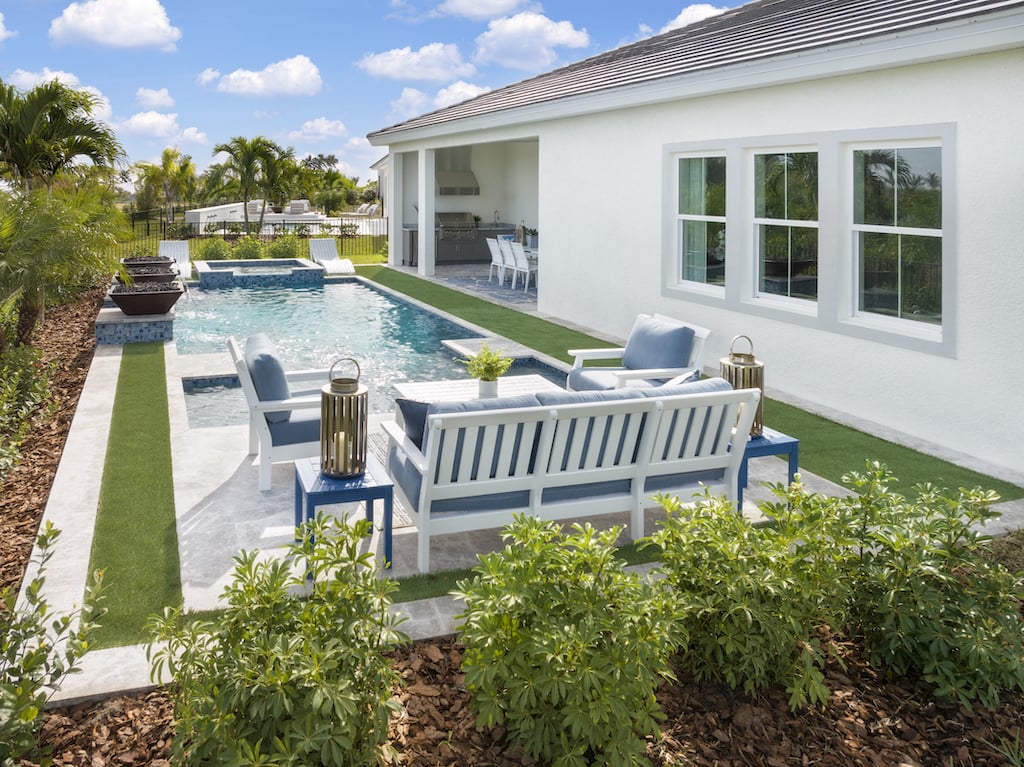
[436,170,480,196]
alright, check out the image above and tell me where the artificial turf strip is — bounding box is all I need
[89,342,182,648]
[765,398,1024,501]
[361,265,1024,502]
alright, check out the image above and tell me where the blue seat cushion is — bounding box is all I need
[621,315,695,371]
[396,398,429,450]
[266,408,319,446]
[245,334,291,424]
[566,367,662,391]
[535,387,649,406]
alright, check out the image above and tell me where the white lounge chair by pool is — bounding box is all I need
[308,238,355,275]
[158,240,191,278]
[228,334,329,491]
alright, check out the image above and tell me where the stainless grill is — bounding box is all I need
[436,212,477,241]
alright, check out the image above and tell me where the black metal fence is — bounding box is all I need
[114,208,388,261]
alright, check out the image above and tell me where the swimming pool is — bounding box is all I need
[174,281,561,424]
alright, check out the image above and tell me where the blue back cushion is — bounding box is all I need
[396,398,430,451]
[245,334,291,423]
[639,376,733,398]
[621,315,695,371]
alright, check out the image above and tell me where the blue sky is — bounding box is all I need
[0,0,742,185]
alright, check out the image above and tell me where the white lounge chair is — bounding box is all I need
[485,238,506,283]
[308,238,355,275]
[566,313,710,391]
[158,240,191,278]
[228,335,329,491]
[506,241,538,291]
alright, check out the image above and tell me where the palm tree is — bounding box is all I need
[0,78,122,193]
[255,142,296,231]
[0,182,125,348]
[135,147,196,219]
[211,136,277,231]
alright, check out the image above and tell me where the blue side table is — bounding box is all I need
[738,427,799,509]
[294,454,394,568]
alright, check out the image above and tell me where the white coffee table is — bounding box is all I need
[394,374,563,402]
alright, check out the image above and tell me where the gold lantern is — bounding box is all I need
[720,335,764,437]
[320,358,368,477]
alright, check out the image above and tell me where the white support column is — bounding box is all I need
[387,152,403,267]
[417,148,436,277]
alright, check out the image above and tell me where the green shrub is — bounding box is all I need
[840,463,1024,708]
[231,234,264,260]
[455,515,683,767]
[147,516,407,766]
[192,236,231,261]
[650,485,850,709]
[265,233,300,260]
[651,463,1024,711]
[1,523,103,763]
[0,343,52,482]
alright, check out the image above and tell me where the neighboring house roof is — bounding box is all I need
[368,0,1024,142]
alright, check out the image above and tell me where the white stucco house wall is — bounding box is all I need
[367,0,1024,484]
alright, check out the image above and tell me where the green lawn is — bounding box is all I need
[88,342,181,648]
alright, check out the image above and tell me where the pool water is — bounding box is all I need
[174,282,561,425]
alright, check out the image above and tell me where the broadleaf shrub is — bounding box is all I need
[651,463,1024,710]
[0,343,51,482]
[147,516,408,766]
[1,523,103,763]
[649,485,850,708]
[265,233,301,260]
[192,236,231,261]
[840,463,1024,708]
[231,234,264,260]
[455,515,683,767]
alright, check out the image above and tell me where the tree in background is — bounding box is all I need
[134,147,196,219]
[0,78,123,193]
[210,136,278,231]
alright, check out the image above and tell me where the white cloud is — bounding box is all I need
[474,12,589,70]
[196,67,220,86]
[434,80,490,108]
[179,126,208,144]
[136,86,174,108]
[49,0,181,51]
[436,0,530,21]
[388,87,430,122]
[660,3,728,33]
[215,55,322,96]
[359,42,475,82]
[7,67,112,121]
[119,110,179,138]
[288,117,348,142]
[0,13,17,43]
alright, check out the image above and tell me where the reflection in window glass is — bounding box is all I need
[754,152,818,300]
[854,146,942,324]
[677,156,726,286]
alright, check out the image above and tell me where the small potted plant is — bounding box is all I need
[524,227,538,249]
[463,343,513,398]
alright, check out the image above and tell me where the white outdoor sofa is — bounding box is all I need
[383,377,759,572]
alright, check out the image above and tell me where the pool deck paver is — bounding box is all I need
[21,266,1024,707]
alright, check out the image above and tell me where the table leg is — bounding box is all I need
[787,445,799,486]
[294,476,304,542]
[383,489,393,569]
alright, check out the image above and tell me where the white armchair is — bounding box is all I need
[228,335,330,490]
[566,314,710,391]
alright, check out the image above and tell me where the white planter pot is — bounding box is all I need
[478,379,499,398]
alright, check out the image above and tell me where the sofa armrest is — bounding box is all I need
[382,420,428,471]
[612,366,697,386]
[252,394,320,412]
[566,347,626,369]
[285,368,330,383]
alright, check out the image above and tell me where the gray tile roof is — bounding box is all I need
[368,0,1024,141]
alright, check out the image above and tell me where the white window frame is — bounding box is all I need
[752,149,820,307]
[672,153,727,296]
[662,124,955,357]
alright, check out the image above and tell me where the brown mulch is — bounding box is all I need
[5,289,1024,767]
